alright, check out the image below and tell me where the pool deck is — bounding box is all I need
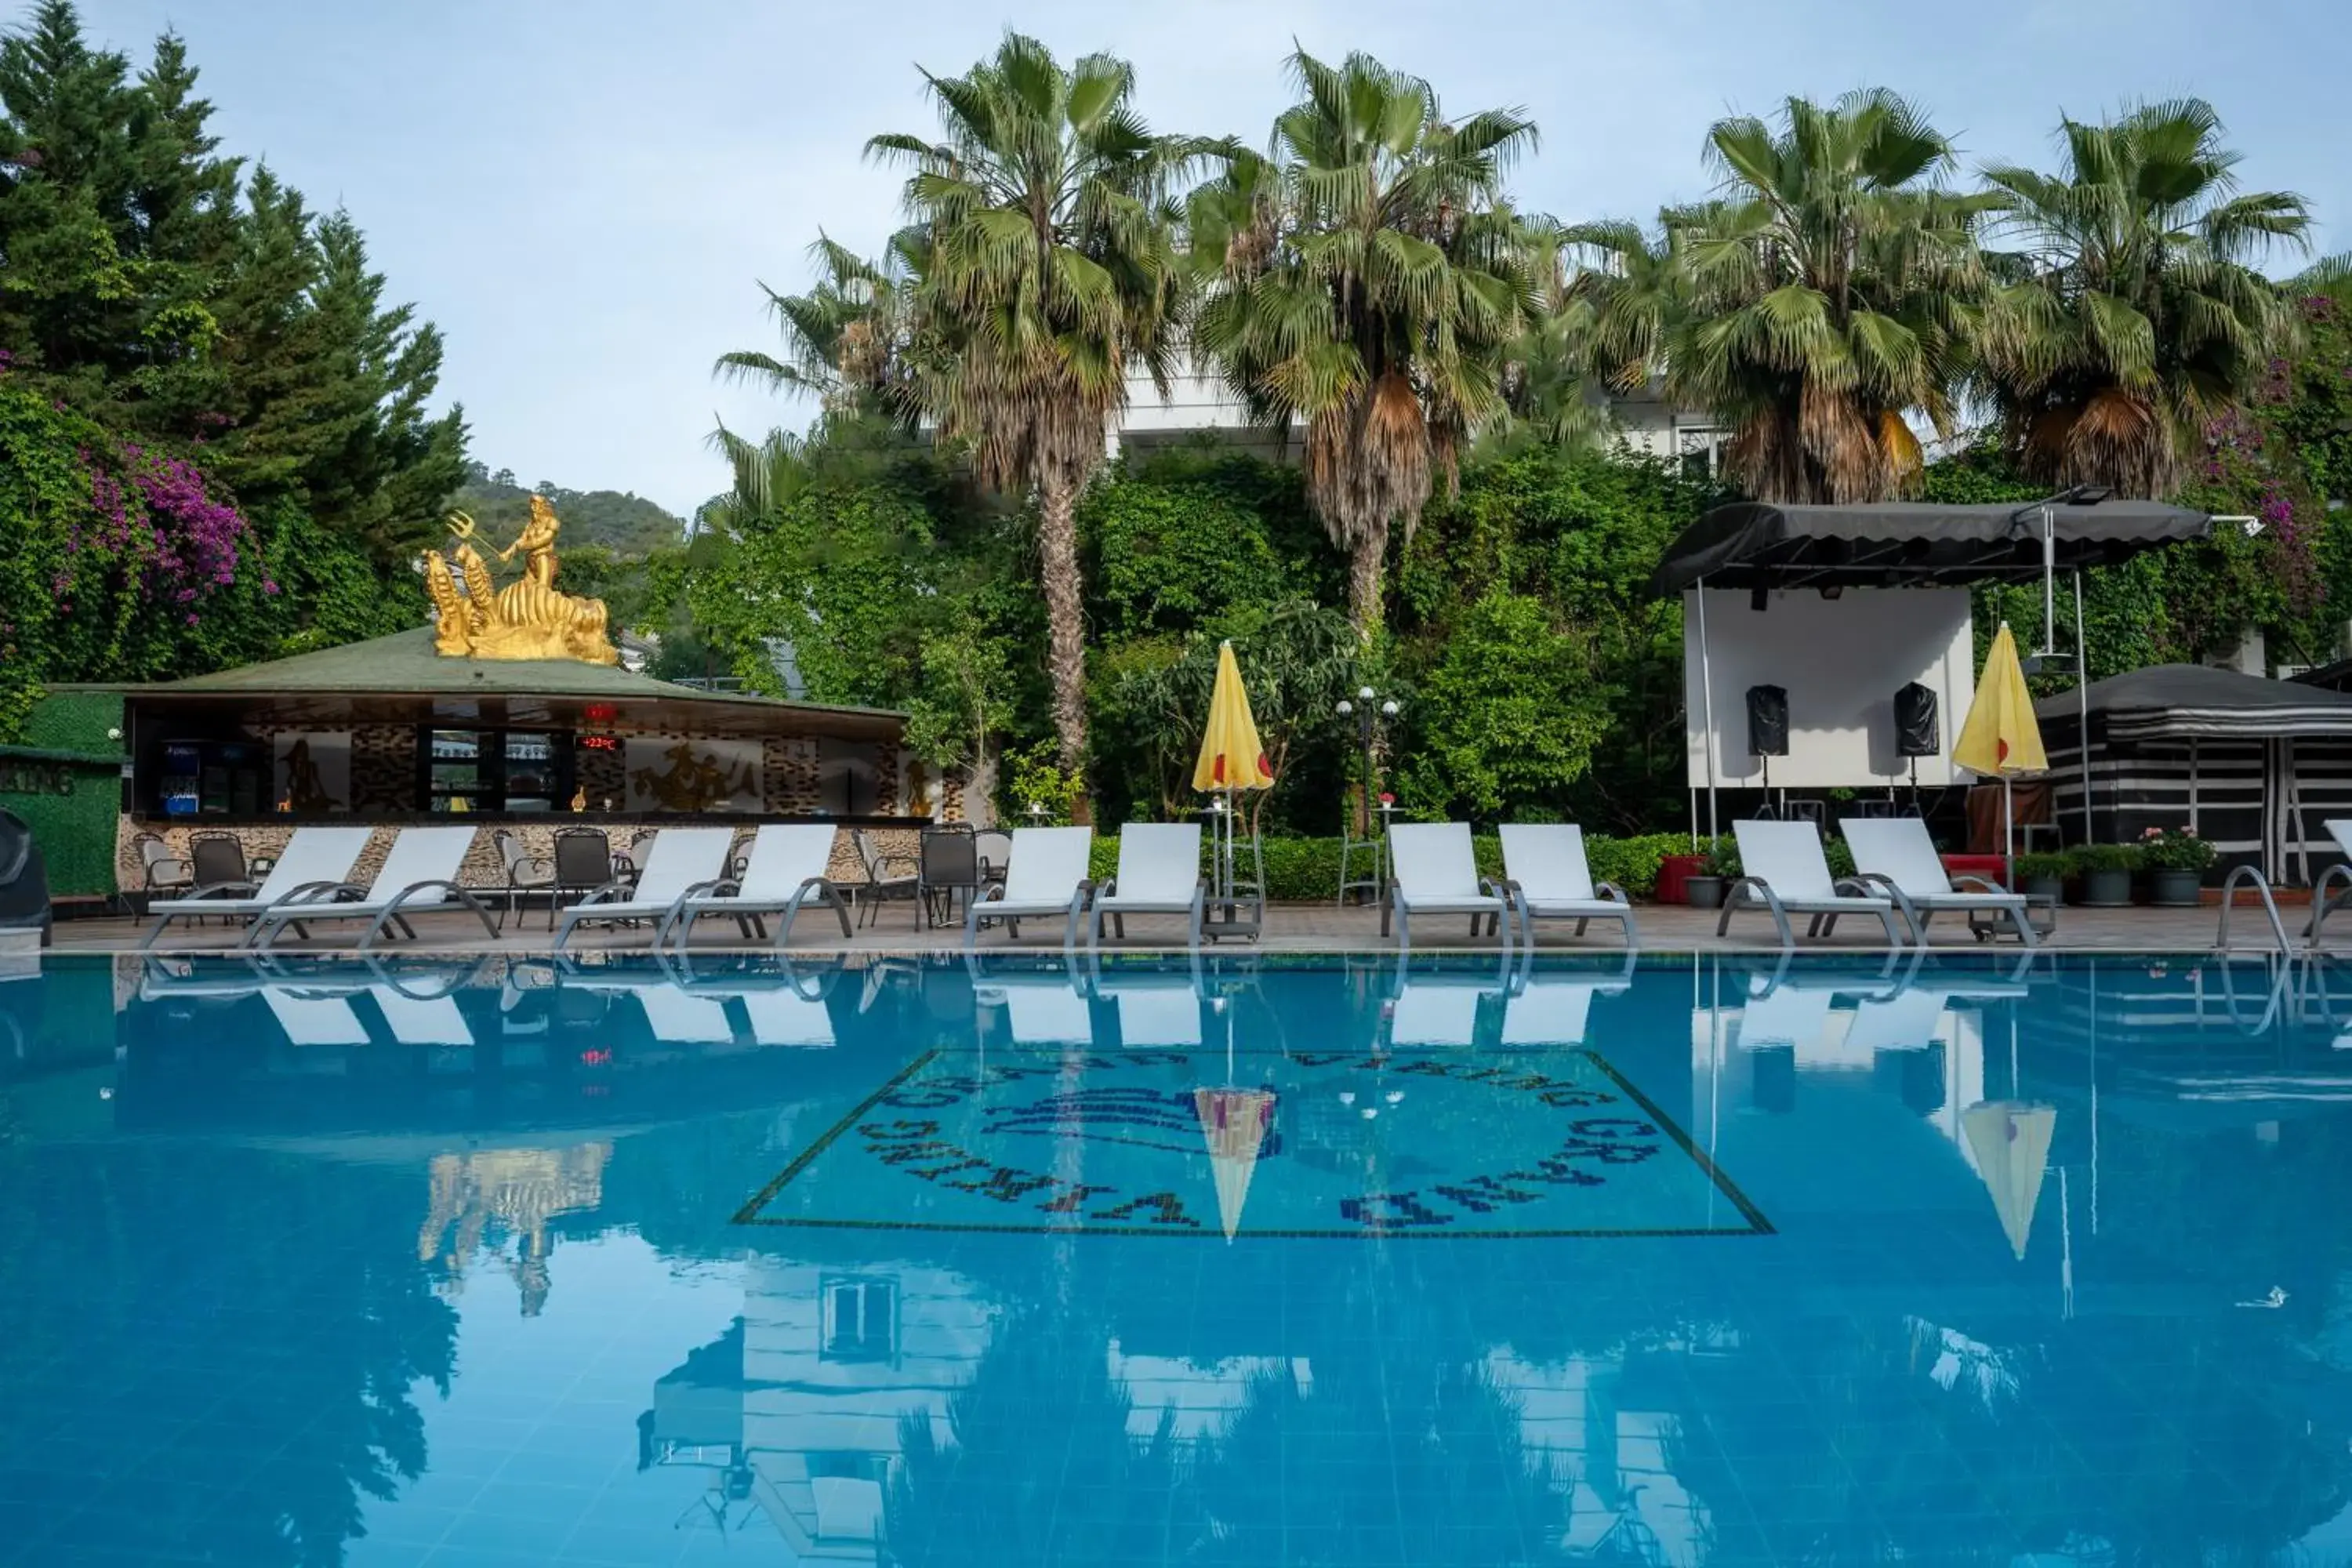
[44,895,2297,956]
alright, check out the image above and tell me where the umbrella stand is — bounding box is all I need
[1200,792,1263,945]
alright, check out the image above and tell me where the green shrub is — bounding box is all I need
[1079,829,1693,900]
[2072,843,2141,873]
[2136,825,2217,871]
[1584,833,1697,898]
[1701,834,1740,878]
[2013,851,2072,882]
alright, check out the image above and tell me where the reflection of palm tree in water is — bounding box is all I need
[0,1142,459,1566]
[1188,1351,1559,1565]
[884,1307,1184,1566]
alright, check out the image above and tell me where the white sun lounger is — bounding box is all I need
[1497,955,1637,1047]
[2307,821,2352,947]
[1840,817,2038,948]
[262,986,374,1047]
[1497,824,1639,949]
[974,967,1098,1046]
[659,824,853,949]
[1719,821,1908,949]
[245,826,497,952]
[665,955,842,1047]
[1388,970,1508,1048]
[1383,822,1511,954]
[1087,822,1205,952]
[554,827,735,950]
[964,827,1094,953]
[1085,964,1205,1048]
[369,982,475,1047]
[1735,971,1841,1058]
[736,981,836,1047]
[140,827,375,950]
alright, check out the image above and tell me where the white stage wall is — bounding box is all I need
[1682,587,1974,789]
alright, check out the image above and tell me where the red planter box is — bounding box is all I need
[1940,853,2010,890]
[1657,853,1707,905]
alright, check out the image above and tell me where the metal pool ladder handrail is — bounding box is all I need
[2216,865,2292,953]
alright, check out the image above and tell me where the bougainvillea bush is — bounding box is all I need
[0,383,409,739]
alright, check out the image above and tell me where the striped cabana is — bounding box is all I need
[2035,664,2352,885]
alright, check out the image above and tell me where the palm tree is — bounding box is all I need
[869,33,1200,805]
[1663,89,1989,503]
[714,230,927,422]
[1192,49,1541,636]
[1555,208,1714,397]
[1977,99,2312,497]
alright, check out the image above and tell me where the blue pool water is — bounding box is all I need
[5,949,2352,1566]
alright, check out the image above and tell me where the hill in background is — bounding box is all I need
[451,462,687,557]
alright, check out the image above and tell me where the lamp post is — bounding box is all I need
[1334,686,1400,837]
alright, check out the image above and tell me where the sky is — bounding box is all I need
[69,0,2352,518]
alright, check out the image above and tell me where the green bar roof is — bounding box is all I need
[106,626,904,720]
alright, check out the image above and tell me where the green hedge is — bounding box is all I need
[1086,831,1697,901]
[0,750,122,898]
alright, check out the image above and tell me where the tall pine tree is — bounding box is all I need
[0,0,465,564]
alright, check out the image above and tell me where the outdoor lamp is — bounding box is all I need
[1380,700,1398,717]
[1335,699,1354,716]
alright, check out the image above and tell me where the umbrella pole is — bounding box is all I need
[2074,569,2093,844]
[2004,775,2015,892]
[1695,579,1719,842]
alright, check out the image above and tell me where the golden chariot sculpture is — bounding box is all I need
[423,495,619,664]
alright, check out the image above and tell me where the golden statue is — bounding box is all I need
[419,1144,610,1317]
[630,740,753,811]
[423,495,619,664]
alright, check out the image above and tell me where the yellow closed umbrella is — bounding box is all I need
[1192,641,1274,793]
[1961,1101,2056,1260]
[1954,622,2048,883]
[1192,641,1273,931]
[1194,1087,1276,1241]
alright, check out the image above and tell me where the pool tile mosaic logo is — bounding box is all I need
[737,1049,1769,1238]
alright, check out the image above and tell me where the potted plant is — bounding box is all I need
[2136,825,2216,906]
[1685,836,1737,910]
[2013,851,2071,902]
[2071,843,2139,907]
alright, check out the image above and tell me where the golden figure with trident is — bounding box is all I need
[423,495,618,665]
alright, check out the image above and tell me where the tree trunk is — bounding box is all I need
[1036,469,1092,823]
[1347,517,1389,640]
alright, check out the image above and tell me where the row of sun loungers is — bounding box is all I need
[136,815,2041,955]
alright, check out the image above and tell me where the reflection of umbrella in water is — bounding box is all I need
[1961,1100,2056,1260]
[1195,1087,1275,1241]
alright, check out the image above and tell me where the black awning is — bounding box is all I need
[2034,662,2352,739]
[1651,498,2211,595]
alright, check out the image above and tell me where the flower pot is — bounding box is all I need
[2077,867,2134,908]
[1656,853,1707,906]
[2145,866,2204,907]
[2021,874,2063,902]
[1684,874,1726,910]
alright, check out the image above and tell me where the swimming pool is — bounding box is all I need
[5,949,2351,1566]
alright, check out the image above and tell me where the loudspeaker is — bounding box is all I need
[1746,684,1790,757]
[1894,682,1940,758]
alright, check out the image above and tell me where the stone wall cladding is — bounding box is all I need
[114,818,956,902]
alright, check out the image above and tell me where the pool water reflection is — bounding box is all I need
[5,949,2352,1566]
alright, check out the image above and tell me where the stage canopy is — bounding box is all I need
[1651,498,2212,595]
[2034,662,2352,740]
